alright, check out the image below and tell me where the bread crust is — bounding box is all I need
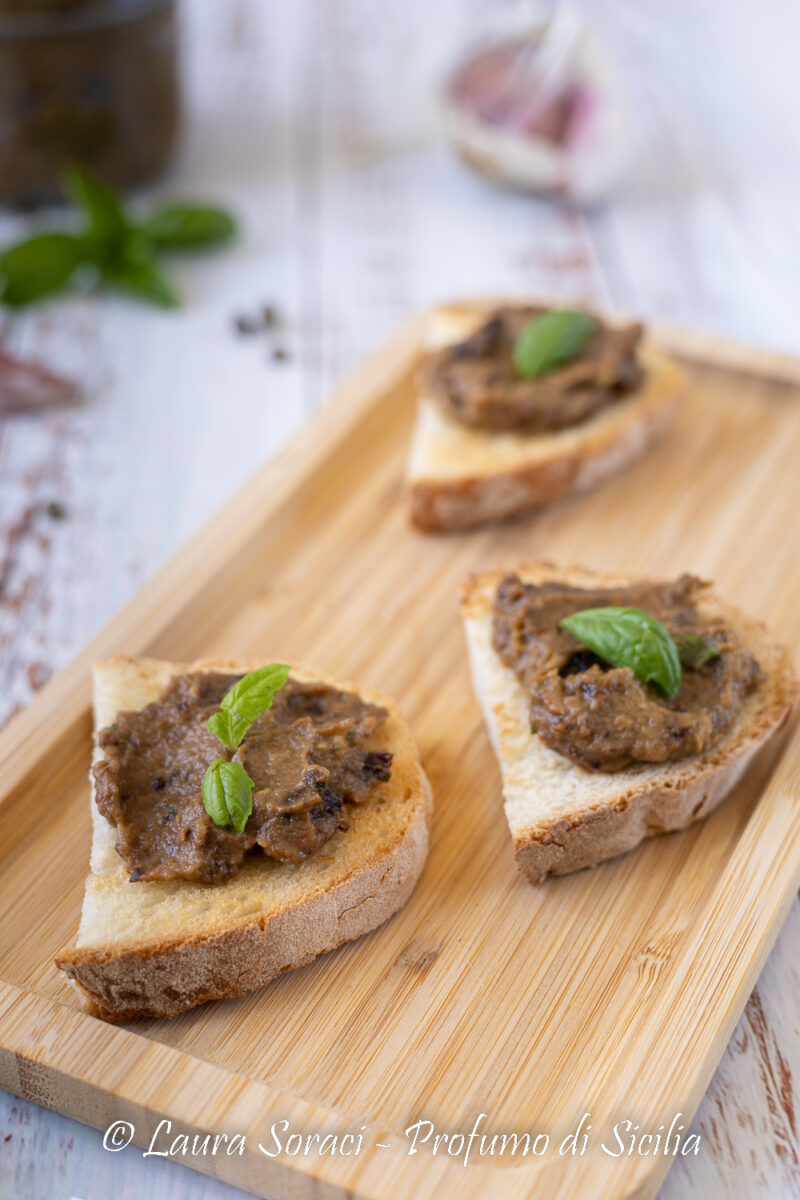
[407,305,683,533]
[461,563,797,883]
[56,657,432,1021]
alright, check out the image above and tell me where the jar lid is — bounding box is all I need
[0,0,172,38]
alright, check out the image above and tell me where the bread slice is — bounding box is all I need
[461,563,797,883]
[56,656,432,1021]
[407,304,683,532]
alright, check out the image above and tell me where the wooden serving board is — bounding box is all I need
[1,309,800,1200]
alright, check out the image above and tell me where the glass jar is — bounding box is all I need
[0,0,179,206]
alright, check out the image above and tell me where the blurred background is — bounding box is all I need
[2,2,800,1197]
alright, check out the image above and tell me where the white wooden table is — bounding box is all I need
[2,1,799,1196]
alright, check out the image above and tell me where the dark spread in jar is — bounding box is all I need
[424,306,643,434]
[0,0,178,206]
[94,671,393,883]
[492,573,761,771]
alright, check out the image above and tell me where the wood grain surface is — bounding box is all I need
[1,317,800,1200]
[2,1,800,1197]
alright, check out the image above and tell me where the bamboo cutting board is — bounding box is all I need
[1,309,800,1200]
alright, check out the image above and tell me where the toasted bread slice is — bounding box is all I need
[461,564,797,883]
[407,304,683,532]
[57,656,432,1021]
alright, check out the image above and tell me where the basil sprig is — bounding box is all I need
[513,308,597,379]
[559,606,683,699]
[0,166,237,309]
[207,663,291,752]
[202,664,290,832]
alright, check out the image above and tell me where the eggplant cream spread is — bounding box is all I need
[492,574,761,771]
[425,307,643,433]
[94,672,392,883]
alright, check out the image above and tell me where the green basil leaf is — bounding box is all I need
[104,257,178,307]
[141,204,237,250]
[513,309,597,379]
[201,759,253,833]
[208,663,290,749]
[64,165,128,243]
[221,663,290,718]
[0,233,87,307]
[100,234,179,307]
[559,606,682,699]
[677,634,720,669]
[206,710,238,753]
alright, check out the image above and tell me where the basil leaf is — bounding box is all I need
[141,205,237,250]
[0,233,86,307]
[201,759,253,834]
[207,663,290,751]
[100,234,179,308]
[64,165,128,243]
[206,709,237,754]
[513,309,597,379]
[104,256,178,307]
[677,634,720,669]
[559,606,682,699]
[221,663,290,746]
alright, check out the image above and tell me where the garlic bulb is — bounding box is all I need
[441,12,631,203]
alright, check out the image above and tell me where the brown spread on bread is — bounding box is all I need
[94,672,392,883]
[424,306,643,433]
[492,573,762,771]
